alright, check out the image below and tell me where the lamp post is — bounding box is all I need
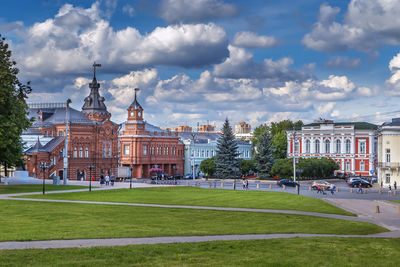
[87,164,95,192]
[292,130,297,183]
[129,166,133,189]
[40,162,49,195]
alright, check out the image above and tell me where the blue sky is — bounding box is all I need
[1,0,400,129]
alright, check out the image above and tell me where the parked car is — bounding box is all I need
[277,179,299,187]
[311,180,334,190]
[170,174,183,179]
[348,179,372,188]
[347,177,362,185]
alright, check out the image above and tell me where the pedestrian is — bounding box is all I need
[389,184,392,192]
[105,175,110,186]
[358,183,363,194]
[381,180,383,188]
[110,174,115,186]
[100,175,104,186]
[330,183,335,195]
[317,185,321,194]
[394,181,397,190]
[245,179,249,190]
[242,179,246,189]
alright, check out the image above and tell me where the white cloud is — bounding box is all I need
[10,3,229,84]
[323,56,361,69]
[232,31,279,48]
[158,0,237,24]
[122,4,135,17]
[385,53,400,95]
[213,45,306,80]
[303,1,400,52]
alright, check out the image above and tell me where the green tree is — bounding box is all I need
[270,158,293,178]
[251,124,269,148]
[0,35,33,177]
[270,120,303,136]
[272,131,287,159]
[215,118,239,179]
[297,158,339,180]
[238,159,256,175]
[200,157,216,177]
[254,131,275,178]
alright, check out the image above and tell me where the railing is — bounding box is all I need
[27,102,67,109]
[377,162,400,168]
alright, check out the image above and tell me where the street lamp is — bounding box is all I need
[129,166,133,189]
[40,162,49,195]
[87,164,95,192]
[292,130,297,183]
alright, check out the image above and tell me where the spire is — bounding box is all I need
[29,137,45,153]
[129,88,142,110]
[82,62,110,121]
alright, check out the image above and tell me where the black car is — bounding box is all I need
[170,174,183,180]
[349,179,372,188]
[277,179,299,187]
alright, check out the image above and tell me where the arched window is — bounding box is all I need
[315,140,320,154]
[85,147,89,158]
[305,140,311,153]
[360,161,365,171]
[58,131,64,136]
[325,139,330,154]
[336,139,341,153]
[73,147,77,158]
[346,139,351,154]
[294,141,299,153]
[79,147,83,158]
[346,161,351,171]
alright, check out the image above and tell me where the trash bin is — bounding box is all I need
[53,176,60,186]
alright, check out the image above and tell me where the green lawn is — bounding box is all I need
[392,200,400,204]
[0,184,87,194]
[19,186,354,216]
[0,200,386,241]
[1,238,399,266]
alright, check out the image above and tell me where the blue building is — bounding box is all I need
[177,132,252,176]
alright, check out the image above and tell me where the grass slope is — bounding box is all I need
[0,184,87,194]
[1,238,399,266]
[0,200,385,241]
[20,186,353,216]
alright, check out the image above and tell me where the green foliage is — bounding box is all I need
[270,158,293,178]
[215,118,239,179]
[252,120,303,159]
[238,159,256,175]
[199,157,216,177]
[272,131,287,159]
[296,158,340,180]
[0,35,33,169]
[254,131,275,178]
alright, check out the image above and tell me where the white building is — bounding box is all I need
[287,119,378,176]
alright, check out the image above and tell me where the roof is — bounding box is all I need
[119,121,176,137]
[23,135,64,154]
[129,89,142,110]
[29,107,95,126]
[382,118,400,127]
[302,121,378,130]
[81,77,110,115]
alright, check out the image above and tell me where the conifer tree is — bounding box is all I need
[215,118,239,179]
[254,131,275,178]
[0,35,32,175]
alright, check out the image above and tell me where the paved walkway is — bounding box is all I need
[1,184,400,250]
[1,231,400,250]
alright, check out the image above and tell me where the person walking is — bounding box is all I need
[394,181,397,191]
[245,179,249,190]
[330,183,335,195]
[110,174,115,186]
[358,183,363,194]
[242,179,246,190]
[105,175,110,186]
[317,185,321,194]
[100,175,104,186]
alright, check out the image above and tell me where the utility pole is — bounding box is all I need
[293,130,296,182]
[63,99,71,185]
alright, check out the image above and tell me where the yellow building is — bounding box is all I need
[377,118,400,187]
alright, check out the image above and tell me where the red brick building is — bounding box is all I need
[24,69,119,180]
[119,89,184,178]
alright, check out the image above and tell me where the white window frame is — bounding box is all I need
[124,144,130,155]
[359,140,366,154]
[346,161,351,171]
[85,147,89,158]
[360,161,365,171]
[79,147,83,158]
[143,145,147,156]
[386,149,390,163]
[386,173,391,184]
[336,139,341,154]
[294,141,299,153]
[346,139,351,154]
[315,140,320,154]
[325,139,330,154]
[305,140,310,153]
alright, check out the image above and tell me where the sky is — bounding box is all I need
[2,0,400,129]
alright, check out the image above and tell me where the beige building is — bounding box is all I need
[377,118,400,187]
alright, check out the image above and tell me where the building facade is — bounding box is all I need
[179,132,252,176]
[287,119,378,176]
[234,121,253,141]
[24,69,119,180]
[119,90,184,178]
[377,118,400,187]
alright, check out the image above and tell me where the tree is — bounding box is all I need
[254,131,275,178]
[270,158,293,178]
[200,157,216,177]
[0,35,33,177]
[239,159,256,175]
[215,118,239,179]
[251,124,269,148]
[297,158,340,180]
[272,131,287,159]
